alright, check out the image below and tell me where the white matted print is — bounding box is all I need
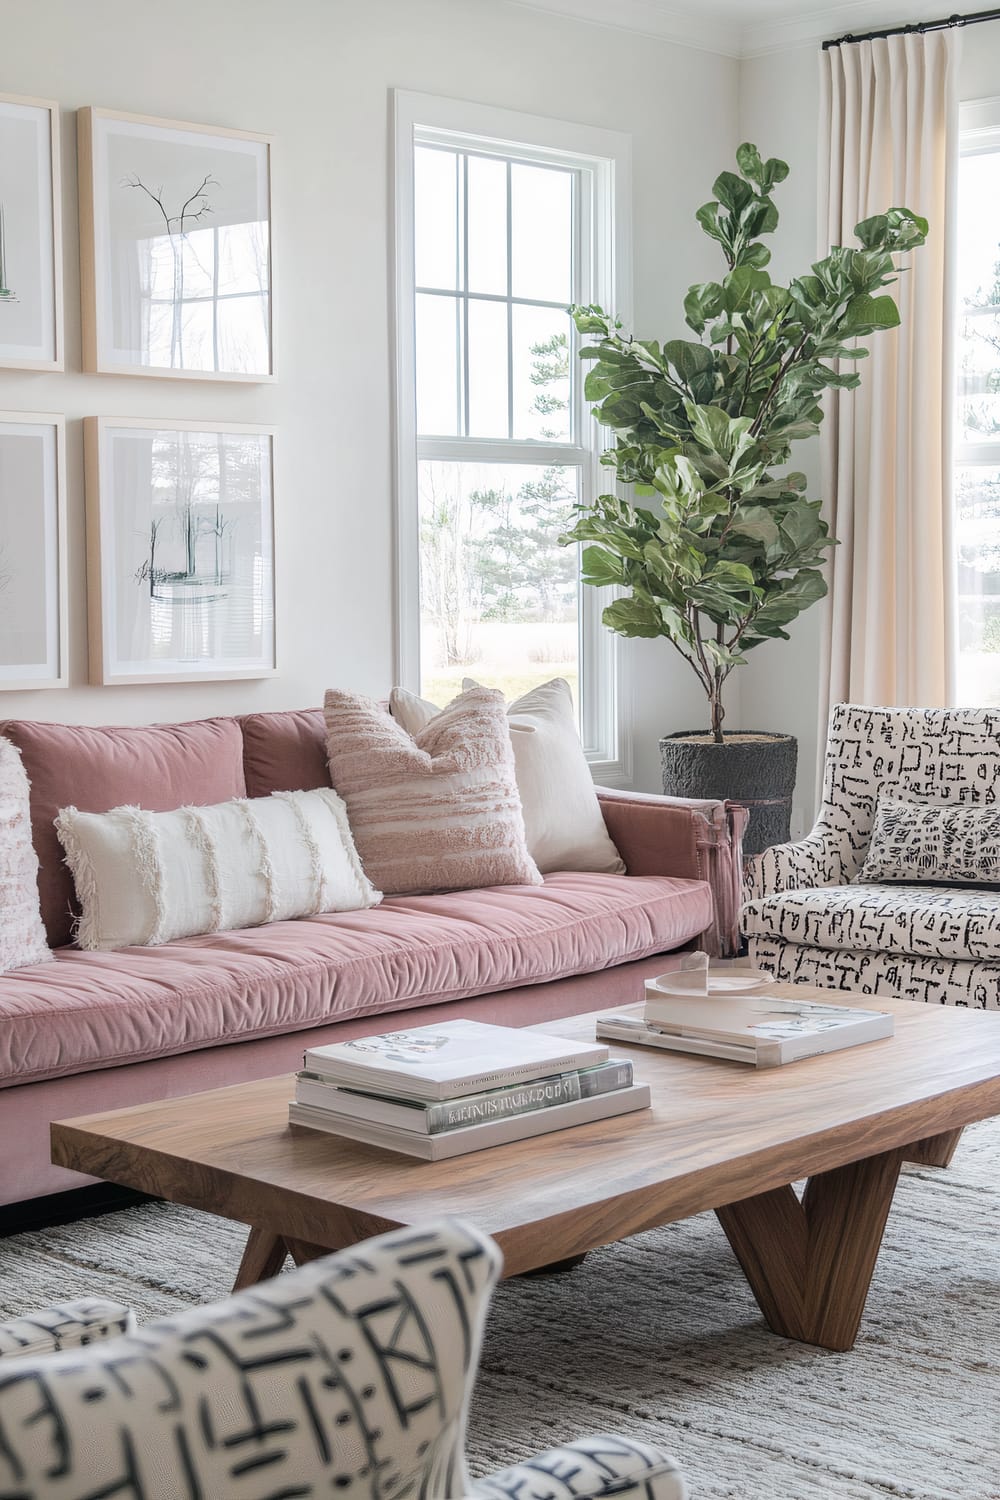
[0,413,67,689]
[0,95,62,370]
[79,108,272,380]
[86,418,275,684]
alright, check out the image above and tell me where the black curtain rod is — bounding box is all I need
[823,6,1000,50]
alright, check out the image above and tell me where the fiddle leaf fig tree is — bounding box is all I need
[561,142,927,742]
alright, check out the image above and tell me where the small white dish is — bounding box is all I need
[648,969,772,996]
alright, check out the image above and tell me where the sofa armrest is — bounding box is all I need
[0,1299,135,1359]
[743,828,853,904]
[597,787,748,958]
[472,1434,686,1500]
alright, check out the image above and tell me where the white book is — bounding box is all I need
[302,1018,608,1102]
[288,1082,651,1160]
[600,999,893,1067]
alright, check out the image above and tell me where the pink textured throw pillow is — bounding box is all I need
[323,685,542,896]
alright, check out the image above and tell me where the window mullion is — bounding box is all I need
[506,160,514,441]
[461,153,469,437]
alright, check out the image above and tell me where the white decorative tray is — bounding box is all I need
[646,969,772,997]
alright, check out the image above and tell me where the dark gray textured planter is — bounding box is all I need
[659,731,797,857]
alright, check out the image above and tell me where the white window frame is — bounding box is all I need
[391,89,633,782]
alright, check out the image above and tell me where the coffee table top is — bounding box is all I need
[52,988,1000,1274]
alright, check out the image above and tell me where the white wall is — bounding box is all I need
[0,0,738,794]
[737,45,823,832]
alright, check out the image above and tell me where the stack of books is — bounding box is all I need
[596,966,893,1068]
[288,1018,651,1158]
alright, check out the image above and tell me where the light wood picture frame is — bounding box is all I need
[0,412,68,690]
[85,416,276,684]
[0,94,63,371]
[78,107,273,381]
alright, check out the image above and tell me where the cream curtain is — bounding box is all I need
[817,31,960,745]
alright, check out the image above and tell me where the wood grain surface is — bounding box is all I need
[51,987,1000,1345]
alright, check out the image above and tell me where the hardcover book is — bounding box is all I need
[302,1019,609,1101]
[295,1059,635,1135]
[288,1081,651,1159]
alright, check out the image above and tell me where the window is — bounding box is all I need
[955,100,1000,703]
[393,93,631,775]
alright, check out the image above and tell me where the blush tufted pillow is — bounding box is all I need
[390,678,624,876]
[324,685,542,897]
[855,797,1000,886]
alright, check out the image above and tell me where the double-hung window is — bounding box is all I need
[955,99,1000,703]
[393,92,631,776]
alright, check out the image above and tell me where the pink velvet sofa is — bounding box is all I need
[0,708,747,1206]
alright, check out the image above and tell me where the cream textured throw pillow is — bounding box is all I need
[0,738,51,971]
[56,788,381,951]
[389,678,625,876]
[324,684,542,896]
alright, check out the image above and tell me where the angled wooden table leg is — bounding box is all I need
[284,1237,338,1268]
[716,1147,905,1351]
[232,1227,289,1291]
[905,1127,963,1168]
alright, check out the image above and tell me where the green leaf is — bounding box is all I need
[664,340,714,384]
[581,545,627,586]
[842,291,901,334]
[713,170,754,214]
[684,281,726,334]
[602,596,663,638]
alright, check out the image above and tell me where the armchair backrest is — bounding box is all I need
[818,703,1000,877]
[0,1218,501,1500]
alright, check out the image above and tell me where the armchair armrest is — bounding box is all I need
[0,1299,134,1359]
[472,1434,686,1500]
[597,787,748,958]
[743,827,854,904]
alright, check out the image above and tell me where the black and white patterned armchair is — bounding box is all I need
[742,703,1000,1008]
[0,1219,686,1500]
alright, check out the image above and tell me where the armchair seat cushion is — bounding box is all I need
[743,882,1000,963]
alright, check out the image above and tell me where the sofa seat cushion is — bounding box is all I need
[742,882,1000,963]
[0,871,712,1086]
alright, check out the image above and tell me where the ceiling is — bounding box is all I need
[505,0,953,59]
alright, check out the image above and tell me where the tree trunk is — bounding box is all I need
[710,679,725,743]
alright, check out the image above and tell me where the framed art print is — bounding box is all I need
[0,95,63,371]
[85,417,276,684]
[0,413,67,689]
[78,108,273,381]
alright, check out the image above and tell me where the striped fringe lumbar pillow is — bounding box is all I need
[323,684,542,897]
[55,788,381,951]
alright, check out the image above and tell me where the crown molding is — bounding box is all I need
[504,0,742,58]
[505,0,956,61]
[742,0,954,59]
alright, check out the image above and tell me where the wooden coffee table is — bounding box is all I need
[51,988,1000,1352]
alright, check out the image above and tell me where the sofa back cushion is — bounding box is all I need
[0,718,246,948]
[241,708,328,796]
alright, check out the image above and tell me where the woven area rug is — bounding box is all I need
[1,1119,998,1500]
